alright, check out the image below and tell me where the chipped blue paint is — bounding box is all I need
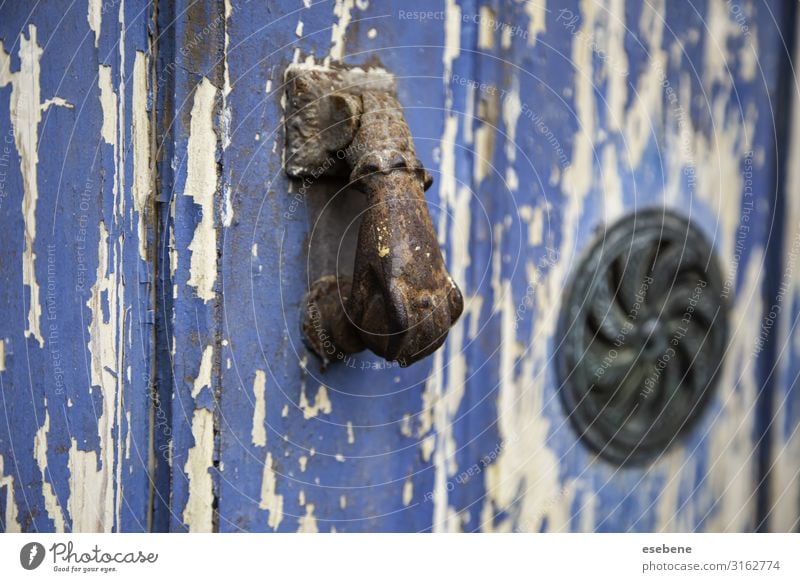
[1,0,799,533]
[0,1,155,532]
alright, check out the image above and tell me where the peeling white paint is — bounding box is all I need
[502,75,521,189]
[473,96,497,184]
[124,410,131,462]
[185,78,218,302]
[478,0,602,532]
[601,145,624,221]
[519,205,544,247]
[252,369,267,447]
[297,503,318,532]
[1,26,72,348]
[522,0,546,45]
[621,0,665,167]
[346,420,354,444]
[98,65,117,145]
[402,478,413,506]
[443,0,461,70]
[80,220,123,532]
[477,6,495,50]
[221,0,235,227]
[68,441,106,532]
[704,252,763,531]
[259,451,283,530]
[655,450,693,532]
[115,0,126,220]
[183,408,214,532]
[0,454,21,532]
[299,384,332,419]
[223,0,233,99]
[480,278,576,532]
[426,5,473,527]
[465,294,484,340]
[703,0,748,89]
[329,0,355,63]
[604,0,628,131]
[400,413,412,437]
[420,434,435,462]
[88,0,102,48]
[34,407,66,532]
[191,345,214,399]
[132,51,151,261]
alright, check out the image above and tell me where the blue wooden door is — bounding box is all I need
[1,0,799,533]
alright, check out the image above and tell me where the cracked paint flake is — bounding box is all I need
[424,1,472,529]
[181,340,217,527]
[191,345,214,400]
[522,0,546,45]
[604,0,629,131]
[477,6,495,49]
[259,451,283,530]
[479,275,576,532]
[473,93,498,184]
[502,76,521,189]
[298,384,332,419]
[183,408,214,532]
[76,220,123,532]
[402,479,413,506]
[68,441,105,532]
[479,0,600,532]
[34,406,66,532]
[221,0,235,228]
[252,369,267,447]
[88,0,102,47]
[0,25,72,348]
[132,51,152,261]
[185,78,219,302]
[621,0,666,168]
[297,503,318,532]
[443,0,461,70]
[0,454,20,531]
[98,65,117,145]
[329,0,355,63]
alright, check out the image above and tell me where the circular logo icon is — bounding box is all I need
[20,542,46,570]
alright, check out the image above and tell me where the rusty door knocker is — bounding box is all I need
[284,64,463,367]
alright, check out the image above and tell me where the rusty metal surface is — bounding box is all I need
[287,65,463,367]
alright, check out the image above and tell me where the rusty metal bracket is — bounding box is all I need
[284,63,463,368]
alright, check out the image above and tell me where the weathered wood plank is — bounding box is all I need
[0,0,157,532]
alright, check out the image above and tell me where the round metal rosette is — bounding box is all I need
[556,209,729,465]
